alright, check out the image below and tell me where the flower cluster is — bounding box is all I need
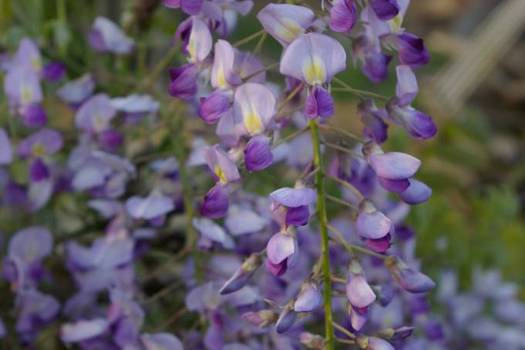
[0,1,440,349]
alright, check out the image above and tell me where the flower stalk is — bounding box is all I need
[309,119,335,350]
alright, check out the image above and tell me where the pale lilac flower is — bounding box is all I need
[356,200,392,240]
[233,83,276,136]
[192,217,235,249]
[57,74,95,105]
[280,33,346,86]
[225,205,267,235]
[111,94,159,116]
[141,333,184,350]
[89,17,134,54]
[368,151,421,180]
[257,4,314,46]
[176,16,212,63]
[204,145,240,184]
[20,104,47,128]
[15,289,60,342]
[126,191,174,220]
[389,258,435,293]
[4,65,42,108]
[0,128,13,165]
[18,128,64,158]
[346,260,376,308]
[13,38,42,73]
[294,282,321,312]
[399,179,432,205]
[75,94,117,133]
[211,40,240,89]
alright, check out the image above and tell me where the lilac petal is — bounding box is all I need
[204,145,240,184]
[365,234,391,253]
[285,205,310,227]
[180,17,212,63]
[356,206,391,239]
[28,178,53,211]
[76,94,116,132]
[198,90,231,124]
[220,254,261,294]
[225,205,267,235]
[66,237,134,269]
[395,65,418,106]
[270,187,316,207]
[257,4,314,46]
[294,283,321,312]
[358,100,388,144]
[349,306,368,331]
[394,265,436,293]
[235,51,265,83]
[266,233,295,264]
[18,128,63,157]
[20,104,47,128]
[42,62,65,82]
[57,74,95,105]
[280,33,346,85]
[368,337,395,350]
[388,104,437,140]
[234,83,276,136]
[363,52,391,83]
[378,177,410,193]
[371,0,400,20]
[304,86,334,119]
[111,94,159,114]
[61,319,109,343]
[395,33,430,68]
[265,259,287,276]
[329,0,358,33]
[244,135,273,171]
[13,38,42,73]
[346,275,376,308]
[368,152,420,180]
[9,226,53,262]
[0,128,13,164]
[4,65,42,107]
[126,192,174,220]
[89,17,134,54]
[211,40,238,89]
[141,333,184,350]
[169,64,199,100]
[399,179,432,205]
[200,184,229,219]
[276,307,297,333]
[192,218,234,249]
[181,0,204,15]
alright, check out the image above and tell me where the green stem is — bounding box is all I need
[308,120,335,350]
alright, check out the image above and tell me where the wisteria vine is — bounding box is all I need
[0,0,449,349]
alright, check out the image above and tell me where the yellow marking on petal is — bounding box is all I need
[214,165,227,184]
[216,67,227,89]
[188,38,198,63]
[303,56,326,85]
[32,143,46,157]
[244,111,264,135]
[276,19,303,43]
[94,114,107,131]
[21,86,33,105]
[32,58,42,72]
[389,15,403,32]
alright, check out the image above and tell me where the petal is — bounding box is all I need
[192,218,234,249]
[285,205,310,227]
[9,226,53,263]
[225,205,267,235]
[356,208,391,239]
[346,275,376,308]
[90,17,134,54]
[186,17,212,63]
[395,33,430,68]
[371,0,400,20]
[169,63,199,100]
[378,177,410,193]
[294,283,321,312]
[0,128,13,165]
[76,94,117,132]
[257,4,314,46]
[305,86,334,119]
[141,333,184,350]
[204,145,240,184]
[57,74,95,105]
[399,179,432,205]
[349,305,368,331]
[198,90,231,124]
[266,233,295,264]
[395,65,418,106]
[211,40,237,89]
[61,319,109,343]
[329,0,358,33]
[244,135,273,171]
[126,192,174,220]
[280,33,346,85]
[394,265,436,293]
[270,187,316,207]
[233,83,276,136]
[368,337,395,350]
[369,152,420,180]
[200,184,229,219]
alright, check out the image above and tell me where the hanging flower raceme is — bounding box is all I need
[280,33,346,119]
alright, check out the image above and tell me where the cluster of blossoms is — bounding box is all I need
[0,0,441,349]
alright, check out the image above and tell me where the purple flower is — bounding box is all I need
[368,151,421,180]
[211,40,240,89]
[233,83,276,136]
[367,336,395,350]
[329,0,358,33]
[200,184,229,219]
[126,191,174,220]
[57,74,95,105]
[169,64,199,100]
[370,0,400,20]
[18,128,64,158]
[89,17,134,54]
[15,289,60,342]
[356,200,392,240]
[20,104,47,128]
[75,94,116,133]
[304,86,334,119]
[163,0,203,15]
[358,100,388,143]
[141,333,184,350]
[220,253,261,294]
[0,128,13,165]
[399,179,432,205]
[204,145,240,184]
[4,65,42,108]
[192,218,234,249]
[393,33,430,68]
[198,90,232,124]
[346,260,376,308]
[388,258,435,293]
[61,319,109,343]
[12,38,42,73]
[280,33,346,85]
[270,186,316,227]
[176,16,212,63]
[276,305,297,333]
[111,94,159,116]
[29,158,50,182]
[257,4,314,46]
[294,282,321,312]
[266,232,296,266]
[42,62,65,82]
[349,305,368,331]
[244,135,273,171]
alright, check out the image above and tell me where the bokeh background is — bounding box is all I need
[1,0,525,347]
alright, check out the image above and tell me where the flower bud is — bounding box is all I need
[356,200,392,240]
[200,184,229,219]
[346,259,376,308]
[299,332,325,349]
[242,310,277,328]
[294,282,321,312]
[244,136,273,172]
[276,305,297,333]
[219,253,262,295]
[198,91,231,125]
[387,257,435,293]
[371,0,400,20]
[304,86,334,119]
